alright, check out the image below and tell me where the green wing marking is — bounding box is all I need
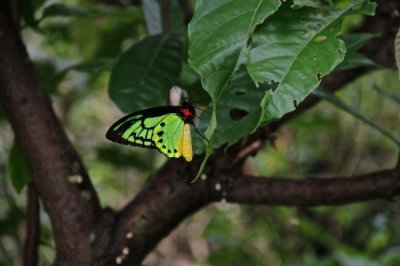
[153,114,184,158]
[106,113,185,158]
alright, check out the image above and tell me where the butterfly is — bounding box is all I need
[106,100,196,162]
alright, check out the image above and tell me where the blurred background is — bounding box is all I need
[0,0,400,265]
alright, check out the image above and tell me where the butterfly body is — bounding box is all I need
[106,100,195,162]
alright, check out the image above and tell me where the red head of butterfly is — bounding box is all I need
[180,100,196,125]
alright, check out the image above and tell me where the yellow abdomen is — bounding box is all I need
[182,124,192,162]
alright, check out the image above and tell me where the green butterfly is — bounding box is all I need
[106,100,196,162]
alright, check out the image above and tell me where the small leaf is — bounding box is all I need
[338,33,377,69]
[340,33,376,54]
[338,52,376,70]
[7,142,32,193]
[313,89,400,147]
[109,34,183,113]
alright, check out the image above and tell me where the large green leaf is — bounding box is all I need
[7,142,32,193]
[189,0,281,128]
[248,0,376,125]
[188,0,281,174]
[109,34,183,113]
[192,66,265,154]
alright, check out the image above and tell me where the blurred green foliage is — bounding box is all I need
[0,0,399,265]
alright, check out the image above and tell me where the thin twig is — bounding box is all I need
[23,183,40,266]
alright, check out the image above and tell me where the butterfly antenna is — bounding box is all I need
[193,105,208,112]
[193,125,209,144]
[194,114,210,126]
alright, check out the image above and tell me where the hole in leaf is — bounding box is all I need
[260,80,279,92]
[293,100,298,108]
[229,109,249,121]
[337,48,344,54]
[316,73,322,82]
[235,90,245,96]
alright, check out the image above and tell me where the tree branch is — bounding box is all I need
[103,159,210,265]
[225,168,400,206]
[0,7,102,265]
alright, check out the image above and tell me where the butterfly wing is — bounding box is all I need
[106,107,192,161]
[152,113,185,159]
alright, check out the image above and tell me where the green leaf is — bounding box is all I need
[338,33,377,69]
[291,0,333,9]
[7,142,32,193]
[193,66,265,153]
[340,33,376,54]
[338,52,376,70]
[109,34,183,113]
[189,0,281,120]
[313,89,400,147]
[188,0,281,174]
[248,1,375,125]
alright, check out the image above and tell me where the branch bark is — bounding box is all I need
[0,7,102,265]
[226,169,400,206]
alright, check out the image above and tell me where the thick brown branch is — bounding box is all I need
[226,168,400,206]
[0,8,101,265]
[100,159,210,265]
